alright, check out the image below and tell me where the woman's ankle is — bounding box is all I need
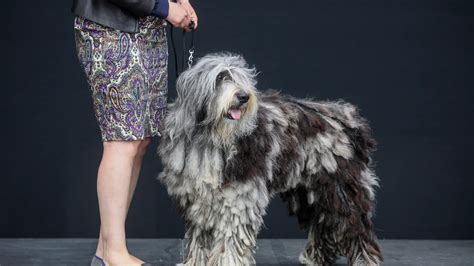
[102,249,136,265]
[98,240,144,264]
[95,233,104,257]
[95,248,104,258]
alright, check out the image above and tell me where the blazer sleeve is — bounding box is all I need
[108,0,156,17]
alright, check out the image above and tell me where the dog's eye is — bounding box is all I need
[216,72,228,82]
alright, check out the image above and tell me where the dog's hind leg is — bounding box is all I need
[281,187,338,265]
[299,223,338,266]
[299,171,383,266]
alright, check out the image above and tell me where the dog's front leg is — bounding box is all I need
[207,221,259,266]
[180,225,212,266]
[206,195,267,266]
[205,181,269,266]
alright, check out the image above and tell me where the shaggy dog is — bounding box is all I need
[157,53,382,266]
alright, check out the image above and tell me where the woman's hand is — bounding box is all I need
[177,0,198,31]
[166,2,191,29]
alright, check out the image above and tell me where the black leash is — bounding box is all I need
[169,21,195,78]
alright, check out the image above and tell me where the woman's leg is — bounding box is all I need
[126,137,152,213]
[124,137,152,263]
[96,138,152,264]
[95,140,142,265]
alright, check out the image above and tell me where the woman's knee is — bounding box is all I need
[137,137,152,158]
[102,140,142,157]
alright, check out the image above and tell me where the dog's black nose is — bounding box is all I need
[236,91,249,104]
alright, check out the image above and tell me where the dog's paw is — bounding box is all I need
[352,256,381,266]
[298,251,320,266]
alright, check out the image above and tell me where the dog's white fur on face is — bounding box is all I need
[158,53,383,266]
[165,53,259,148]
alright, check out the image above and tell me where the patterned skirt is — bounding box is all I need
[74,15,168,141]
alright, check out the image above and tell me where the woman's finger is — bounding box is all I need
[187,5,198,29]
[179,2,191,16]
[177,1,197,30]
[181,15,191,30]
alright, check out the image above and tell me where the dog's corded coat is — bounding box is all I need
[158,53,382,265]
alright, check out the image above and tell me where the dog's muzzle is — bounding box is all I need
[226,90,249,120]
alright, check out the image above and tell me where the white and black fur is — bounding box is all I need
[157,53,382,265]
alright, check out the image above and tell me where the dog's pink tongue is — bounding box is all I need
[230,109,242,120]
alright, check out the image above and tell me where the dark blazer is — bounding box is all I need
[72,0,157,33]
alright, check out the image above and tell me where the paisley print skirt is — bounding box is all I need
[74,15,168,141]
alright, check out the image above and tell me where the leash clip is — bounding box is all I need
[188,47,195,69]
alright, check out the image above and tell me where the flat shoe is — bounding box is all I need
[91,254,152,265]
[91,255,106,266]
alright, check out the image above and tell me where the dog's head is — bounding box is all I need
[171,53,259,146]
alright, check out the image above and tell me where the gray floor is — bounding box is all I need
[0,239,473,266]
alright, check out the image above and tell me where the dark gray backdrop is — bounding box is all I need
[2,0,473,239]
